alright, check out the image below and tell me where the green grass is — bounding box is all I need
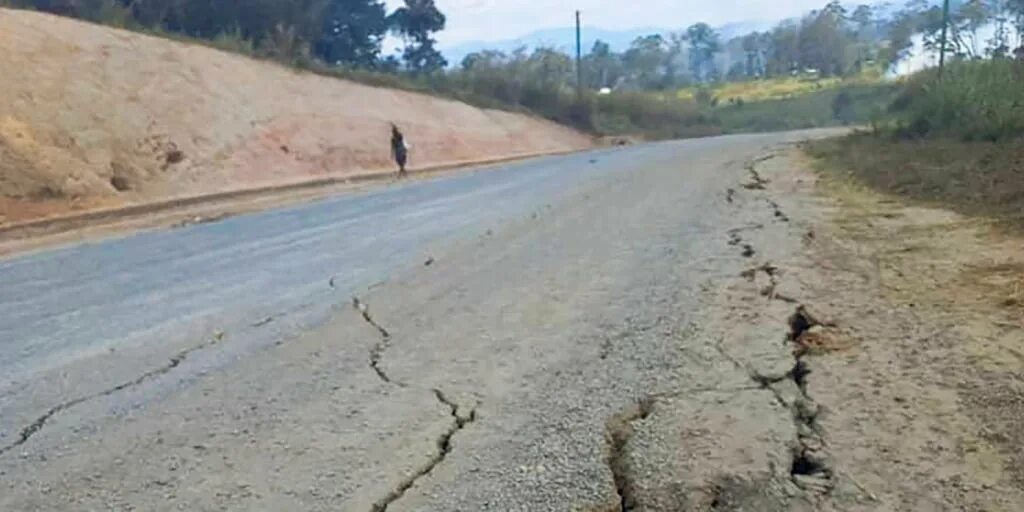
[889,60,1024,142]
[714,83,899,133]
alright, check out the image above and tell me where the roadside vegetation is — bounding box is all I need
[715,82,898,133]
[0,0,981,139]
[807,60,1024,231]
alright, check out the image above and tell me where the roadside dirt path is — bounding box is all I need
[693,147,1024,511]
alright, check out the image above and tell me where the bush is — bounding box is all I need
[890,60,1024,141]
[831,91,854,124]
[594,92,720,139]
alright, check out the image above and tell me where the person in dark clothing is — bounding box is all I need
[390,124,409,178]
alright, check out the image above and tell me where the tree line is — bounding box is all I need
[9,0,450,73]
[9,0,1024,97]
[458,0,1024,93]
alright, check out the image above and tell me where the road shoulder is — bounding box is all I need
[707,145,1024,510]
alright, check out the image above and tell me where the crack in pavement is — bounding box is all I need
[606,397,654,512]
[765,198,791,223]
[740,263,799,304]
[251,316,274,327]
[352,297,391,339]
[726,172,835,496]
[715,303,835,496]
[370,389,478,512]
[785,306,834,496]
[741,154,774,190]
[0,331,226,458]
[346,296,481,511]
[351,296,399,386]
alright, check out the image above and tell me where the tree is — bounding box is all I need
[741,32,767,77]
[685,22,721,82]
[984,0,1012,57]
[766,22,801,76]
[313,0,389,67]
[883,0,930,68]
[664,32,689,88]
[851,4,876,39]
[849,4,877,68]
[527,47,574,88]
[582,40,625,89]
[955,0,994,58]
[1011,0,1024,44]
[623,35,667,89]
[390,0,447,73]
[798,3,852,76]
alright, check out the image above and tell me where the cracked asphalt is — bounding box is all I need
[0,129,846,511]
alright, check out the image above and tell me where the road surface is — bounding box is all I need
[0,130,840,511]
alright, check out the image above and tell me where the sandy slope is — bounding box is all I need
[0,9,591,225]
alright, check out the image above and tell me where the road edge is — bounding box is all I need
[0,147,590,254]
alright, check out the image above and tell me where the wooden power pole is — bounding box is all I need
[577,10,585,98]
[938,0,951,77]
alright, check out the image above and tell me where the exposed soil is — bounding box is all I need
[757,148,1024,510]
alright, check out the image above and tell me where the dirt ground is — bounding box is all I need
[0,9,591,227]
[715,146,1024,510]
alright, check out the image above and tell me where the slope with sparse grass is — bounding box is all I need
[806,133,1024,231]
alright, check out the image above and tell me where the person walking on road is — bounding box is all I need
[391,124,409,178]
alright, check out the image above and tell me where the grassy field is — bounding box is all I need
[678,70,885,103]
[714,83,898,133]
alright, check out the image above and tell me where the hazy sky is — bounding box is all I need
[383,0,844,48]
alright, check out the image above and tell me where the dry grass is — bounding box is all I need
[808,135,1024,322]
[678,70,885,104]
[805,133,1024,232]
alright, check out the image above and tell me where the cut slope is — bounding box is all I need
[0,9,592,226]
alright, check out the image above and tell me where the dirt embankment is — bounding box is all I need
[0,9,592,227]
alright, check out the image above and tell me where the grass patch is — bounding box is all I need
[594,92,721,139]
[889,60,1024,142]
[682,76,843,103]
[806,133,1024,230]
[679,70,885,104]
[715,83,898,133]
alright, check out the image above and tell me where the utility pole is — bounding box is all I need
[577,9,585,99]
[938,0,951,77]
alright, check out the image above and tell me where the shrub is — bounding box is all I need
[890,60,1024,141]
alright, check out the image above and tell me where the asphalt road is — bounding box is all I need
[0,130,838,511]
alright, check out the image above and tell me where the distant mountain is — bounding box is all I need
[441,20,777,66]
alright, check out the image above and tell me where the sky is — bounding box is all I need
[384,0,852,48]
